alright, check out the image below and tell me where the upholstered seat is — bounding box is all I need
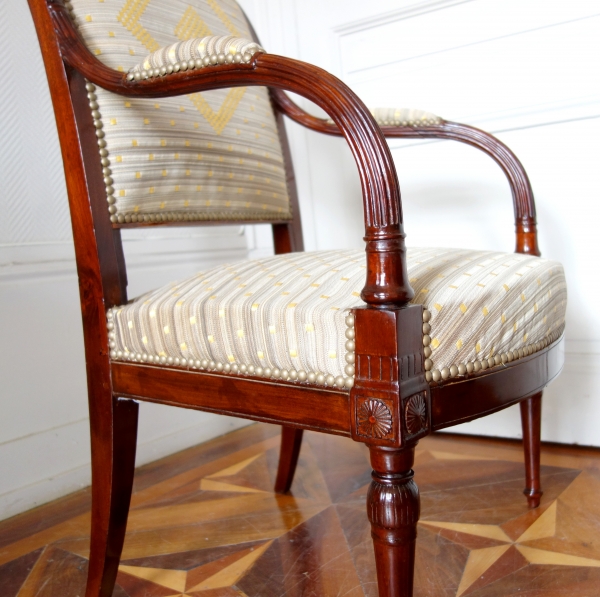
[109,247,566,387]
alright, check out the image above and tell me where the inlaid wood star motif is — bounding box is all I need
[422,500,600,596]
[2,426,600,596]
[118,540,271,595]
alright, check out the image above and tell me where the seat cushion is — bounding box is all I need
[108,248,567,389]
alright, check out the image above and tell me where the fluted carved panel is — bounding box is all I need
[399,352,422,381]
[356,354,399,382]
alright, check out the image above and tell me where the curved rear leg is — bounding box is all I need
[520,392,543,508]
[274,426,303,494]
[86,396,138,597]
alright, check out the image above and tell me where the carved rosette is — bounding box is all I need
[405,393,428,435]
[357,399,393,439]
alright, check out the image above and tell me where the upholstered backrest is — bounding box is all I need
[66,0,291,224]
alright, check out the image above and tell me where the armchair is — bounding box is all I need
[28,1,566,596]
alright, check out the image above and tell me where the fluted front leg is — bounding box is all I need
[368,446,420,597]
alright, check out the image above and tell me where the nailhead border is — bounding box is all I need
[126,48,258,82]
[107,302,563,390]
[86,80,292,225]
[326,116,442,127]
[377,117,441,126]
[107,308,356,390]
[422,308,565,383]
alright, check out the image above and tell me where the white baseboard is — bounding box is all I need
[0,410,251,522]
[134,407,252,468]
[441,352,600,446]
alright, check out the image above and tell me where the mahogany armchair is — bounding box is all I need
[28,0,567,596]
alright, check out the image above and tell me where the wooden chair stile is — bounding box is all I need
[27,1,567,596]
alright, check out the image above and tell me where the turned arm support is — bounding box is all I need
[271,88,540,257]
[46,0,414,307]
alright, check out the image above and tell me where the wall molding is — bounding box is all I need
[333,0,473,36]
[0,228,249,283]
[331,0,600,142]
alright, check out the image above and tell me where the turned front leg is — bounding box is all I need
[368,446,420,597]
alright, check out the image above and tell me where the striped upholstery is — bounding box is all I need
[326,108,442,127]
[66,0,291,224]
[370,107,441,126]
[127,35,264,80]
[107,248,567,389]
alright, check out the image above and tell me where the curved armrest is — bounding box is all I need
[271,89,540,256]
[45,0,414,307]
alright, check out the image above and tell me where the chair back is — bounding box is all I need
[64,0,294,227]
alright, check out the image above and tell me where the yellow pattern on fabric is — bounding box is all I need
[175,6,212,40]
[206,0,240,36]
[107,248,566,383]
[117,0,160,52]
[120,0,248,132]
[188,88,247,135]
[74,0,291,222]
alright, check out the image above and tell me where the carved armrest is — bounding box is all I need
[271,90,539,257]
[42,0,415,308]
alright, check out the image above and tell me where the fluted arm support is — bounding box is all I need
[45,0,414,307]
[271,89,540,257]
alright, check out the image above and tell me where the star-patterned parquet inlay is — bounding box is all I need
[422,500,600,596]
[1,424,600,596]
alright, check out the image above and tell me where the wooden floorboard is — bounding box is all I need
[1,424,599,596]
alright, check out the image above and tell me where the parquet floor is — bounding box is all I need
[1,423,600,596]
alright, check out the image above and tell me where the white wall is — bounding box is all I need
[0,2,253,521]
[2,0,598,521]
[242,0,600,445]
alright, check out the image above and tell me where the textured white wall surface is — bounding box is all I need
[0,1,253,521]
[1,0,598,520]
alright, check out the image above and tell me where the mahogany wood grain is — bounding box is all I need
[111,362,351,436]
[368,446,419,597]
[431,336,563,430]
[68,71,128,307]
[87,398,138,597]
[26,6,135,597]
[351,305,429,449]
[110,337,561,444]
[521,392,544,508]
[274,428,305,494]
[270,94,305,255]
